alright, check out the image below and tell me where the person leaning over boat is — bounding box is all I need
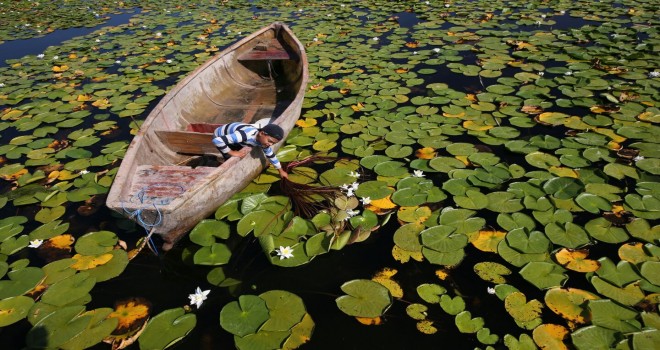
[212,122,288,179]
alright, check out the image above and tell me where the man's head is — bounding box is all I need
[257,124,284,147]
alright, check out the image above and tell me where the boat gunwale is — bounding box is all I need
[106,22,309,226]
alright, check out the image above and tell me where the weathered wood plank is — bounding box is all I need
[128,165,215,202]
[155,130,220,155]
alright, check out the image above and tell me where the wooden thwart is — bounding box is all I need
[239,39,296,61]
[156,130,219,155]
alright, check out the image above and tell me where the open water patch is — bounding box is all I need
[0,9,140,67]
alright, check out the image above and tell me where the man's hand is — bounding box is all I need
[278,168,289,180]
[227,147,251,158]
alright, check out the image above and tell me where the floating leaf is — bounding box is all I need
[439,294,466,315]
[220,295,269,337]
[533,324,569,350]
[544,288,598,325]
[108,298,151,337]
[519,261,568,289]
[473,262,511,284]
[454,311,484,334]
[138,307,196,350]
[554,248,600,272]
[416,283,447,304]
[336,279,392,318]
[0,296,34,327]
[588,299,640,333]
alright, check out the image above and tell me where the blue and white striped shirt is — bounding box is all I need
[212,122,282,169]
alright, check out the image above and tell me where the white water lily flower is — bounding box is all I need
[425,1,430,4]
[413,51,418,55]
[275,246,294,260]
[52,55,59,60]
[115,60,122,64]
[649,71,660,78]
[487,287,496,295]
[345,209,360,219]
[445,3,450,8]
[348,171,360,178]
[79,169,89,175]
[188,287,210,308]
[313,37,318,42]
[564,71,573,76]
[413,170,425,177]
[372,37,379,41]
[433,48,440,53]
[340,183,350,191]
[155,32,162,37]
[166,59,172,64]
[0,83,4,88]
[633,155,644,162]
[537,71,544,76]
[350,182,359,191]
[346,188,355,197]
[560,10,566,14]
[95,39,101,43]
[360,197,371,205]
[29,239,43,248]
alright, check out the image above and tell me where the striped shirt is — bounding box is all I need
[212,122,282,169]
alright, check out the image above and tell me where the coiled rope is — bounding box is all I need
[121,184,184,256]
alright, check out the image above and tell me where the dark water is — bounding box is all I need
[0,9,140,67]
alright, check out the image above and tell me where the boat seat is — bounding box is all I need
[155,130,220,156]
[238,39,296,61]
[128,165,215,203]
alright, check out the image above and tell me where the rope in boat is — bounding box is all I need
[121,184,184,256]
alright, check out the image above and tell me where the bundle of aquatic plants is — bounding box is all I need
[280,156,343,218]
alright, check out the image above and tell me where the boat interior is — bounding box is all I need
[118,25,305,204]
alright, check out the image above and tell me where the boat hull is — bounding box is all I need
[106,22,308,250]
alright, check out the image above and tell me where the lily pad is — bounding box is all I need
[0,296,34,327]
[220,295,270,337]
[139,307,196,350]
[335,279,392,318]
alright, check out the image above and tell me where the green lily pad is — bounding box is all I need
[60,308,118,350]
[0,266,45,299]
[416,283,447,304]
[259,290,306,332]
[454,311,484,334]
[503,333,537,350]
[585,218,629,243]
[335,279,392,318]
[83,249,129,283]
[543,177,585,199]
[588,299,641,333]
[477,327,499,345]
[189,220,231,246]
[519,261,568,289]
[26,305,89,349]
[139,307,196,350]
[74,231,117,255]
[0,295,34,327]
[570,325,618,350]
[439,294,466,315]
[220,295,270,337]
[41,272,96,307]
[193,242,232,266]
[504,292,543,322]
[590,277,645,306]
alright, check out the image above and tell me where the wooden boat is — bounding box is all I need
[106,22,308,250]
